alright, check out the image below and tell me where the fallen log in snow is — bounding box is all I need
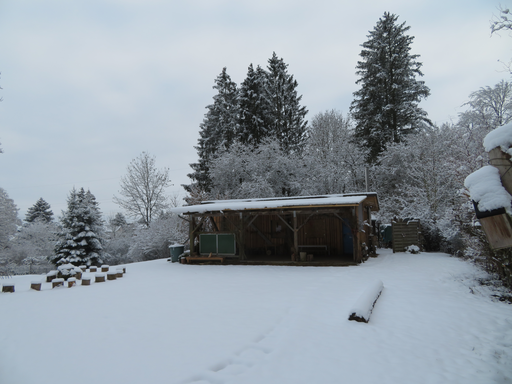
[348,280,384,323]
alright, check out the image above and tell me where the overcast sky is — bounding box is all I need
[0,0,510,220]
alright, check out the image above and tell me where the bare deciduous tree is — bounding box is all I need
[114,152,172,227]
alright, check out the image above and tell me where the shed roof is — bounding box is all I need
[171,193,379,215]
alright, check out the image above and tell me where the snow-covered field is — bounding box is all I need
[1,249,511,384]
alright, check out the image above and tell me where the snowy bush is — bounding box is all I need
[126,213,187,261]
[405,245,420,254]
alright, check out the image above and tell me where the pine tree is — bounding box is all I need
[237,64,270,146]
[265,52,308,153]
[25,198,54,223]
[185,67,239,193]
[350,12,431,163]
[51,188,105,267]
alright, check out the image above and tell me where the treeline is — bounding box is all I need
[0,153,186,275]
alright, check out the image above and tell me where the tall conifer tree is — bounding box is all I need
[186,68,238,193]
[25,198,54,223]
[350,12,431,163]
[51,188,104,266]
[237,64,270,146]
[265,52,308,153]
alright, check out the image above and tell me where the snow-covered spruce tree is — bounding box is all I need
[107,212,127,239]
[265,52,308,154]
[51,188,105,267]
[237,64,271,147]
[302,110,368,195]
[185,68,239,194]
[350,12,431,163]
[25,197,54,223]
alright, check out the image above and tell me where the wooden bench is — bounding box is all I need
[298,245,329,255]
[184,256,225,264]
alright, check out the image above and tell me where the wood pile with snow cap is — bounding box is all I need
[348,280,384,323]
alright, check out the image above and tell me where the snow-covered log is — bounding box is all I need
[52,278,64,288]
[2,283,15,293]
[95,274,105,283]
[30,281,41,291]
[348,280,384,323]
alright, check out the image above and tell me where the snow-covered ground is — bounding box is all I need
[1,249,511,384]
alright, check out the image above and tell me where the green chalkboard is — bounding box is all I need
[218,234,235,254]
[199,233,236,255]
[199,234,217,254]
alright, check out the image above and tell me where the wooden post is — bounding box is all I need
[189,215,195,256]
[489,147,512,195]
[293,211,299,261]
[239,213,246,260]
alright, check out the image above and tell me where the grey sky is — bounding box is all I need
[0,0,510,219]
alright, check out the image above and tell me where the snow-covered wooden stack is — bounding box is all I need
[465,123,512,249]
[30,281,42,291]
[2,283,15,293]
[348,280,384,323]
[95,274,105,283]
[52,278,64,288]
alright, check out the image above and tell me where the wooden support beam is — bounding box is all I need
[293,211,298,261]
[297,212,316,232]
[276,214,294,231]
[209,216,219,232]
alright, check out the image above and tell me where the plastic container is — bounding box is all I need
[169,244,185,263]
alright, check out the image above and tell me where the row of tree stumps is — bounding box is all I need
[1,265,126,293]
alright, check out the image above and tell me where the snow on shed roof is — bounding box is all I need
[171,193,378,215]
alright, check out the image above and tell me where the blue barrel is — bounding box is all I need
[169,244,185,262]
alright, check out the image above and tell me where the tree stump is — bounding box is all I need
[46,270,58,282]
[2,284,15,293]
[107,272,117,281]
[95,274,105,283]
[31,281,42,291]
[82,278,91,286]
[52,278,64,288]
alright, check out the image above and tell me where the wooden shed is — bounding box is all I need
[171,193,379,265]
